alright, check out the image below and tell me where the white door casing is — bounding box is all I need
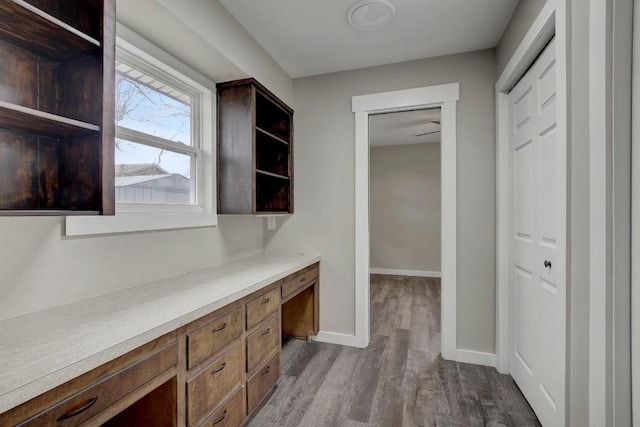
[507,38,566,427]
[352,84,460,360]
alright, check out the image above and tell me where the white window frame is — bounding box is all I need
[66,25,217,236]
[115,46,202,212]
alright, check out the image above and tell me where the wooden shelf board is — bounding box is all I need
[253,213,291,217]
[256,127,289,146]
[256,169,290,180]
[0,0,101,60]
[0,210,100,216]
[254,212,290,216]
[0,101,100,138]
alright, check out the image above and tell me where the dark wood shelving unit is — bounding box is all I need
[0,0,115,215]
[217,78,293,214]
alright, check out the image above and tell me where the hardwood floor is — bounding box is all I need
[248,275,541,427]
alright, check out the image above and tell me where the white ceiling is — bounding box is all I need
[369,108,441,147]
[219,0,519,78]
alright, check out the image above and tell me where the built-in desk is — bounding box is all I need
[0,254,320,426]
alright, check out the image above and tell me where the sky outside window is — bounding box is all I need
[115,59,195,204]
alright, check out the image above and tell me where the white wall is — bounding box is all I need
[633,0,640,419]
[266,49,497,353]
[117,0,294,105]
[370,143,441,273]
[0,0,294,321]
[0,216,263,320]
[496,0,591,425]
[496,0,547,74]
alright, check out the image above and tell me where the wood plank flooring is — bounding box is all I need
[248,275,541,427]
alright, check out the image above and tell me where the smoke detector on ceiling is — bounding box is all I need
[347,0,396,31]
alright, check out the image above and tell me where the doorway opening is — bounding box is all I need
[368,108,442,279]
[368,107,443,353]
[352,84,460,361]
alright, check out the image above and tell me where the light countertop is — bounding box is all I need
[0,253,321,414]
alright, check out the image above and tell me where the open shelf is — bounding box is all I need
[256,126,289,146]
[256,91,291,143]
[0,101,100,138]
[102,377,177,427]
[256,130,289,177]
[0,0,101,61]
[0,129,103,212]
[0,37,104,126]
[256,172,290,212]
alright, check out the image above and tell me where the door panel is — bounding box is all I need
[515,267,537,374]
[515,142,535,238]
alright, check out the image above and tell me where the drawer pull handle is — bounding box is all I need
[212,410,227,425]
[261,297,270,305]
[262,365,271,376]
[300,277,306,282]
[261,328,271,336]
[56,396,98,421]
[212,322,227,333]
[211,362,227,374]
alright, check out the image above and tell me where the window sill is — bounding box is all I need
[65,211,217,236]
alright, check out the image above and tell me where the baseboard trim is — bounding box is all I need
[314,332,496,367]
[451,349,497,367]
[313,331,361,347]
[370,268,442,278]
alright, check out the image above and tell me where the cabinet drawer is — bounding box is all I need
[199,386,244,427]
[17,342,178,427]
[281,266,318,301]
[246,288,280,330]
[246,315,280,374]
[247,351,281,414]
[187,308,243,369]
[187,344,243,427]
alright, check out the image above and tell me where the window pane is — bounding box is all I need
[116,61,192,145]
[115,139,193,205]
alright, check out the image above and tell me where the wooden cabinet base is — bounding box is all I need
[0,262,319,427]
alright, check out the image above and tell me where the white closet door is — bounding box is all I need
[508,37,565,427]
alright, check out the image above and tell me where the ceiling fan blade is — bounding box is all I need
[415,130,441,137]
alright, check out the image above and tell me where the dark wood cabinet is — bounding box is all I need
[217,78,293,214]
[0,0,115,215]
